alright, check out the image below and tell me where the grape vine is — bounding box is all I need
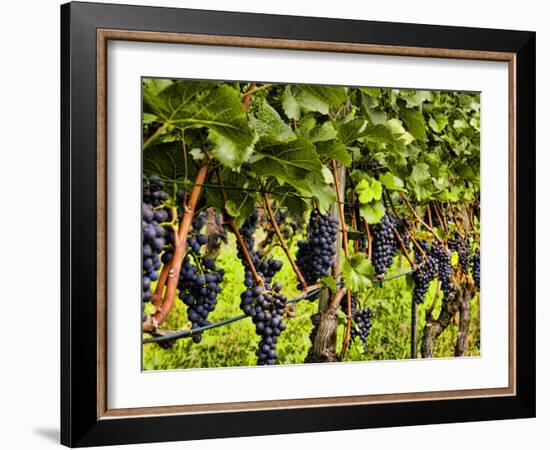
[296,209,339,288]
[140,79,482,365]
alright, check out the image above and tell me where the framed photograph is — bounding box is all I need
[61,1,535,447]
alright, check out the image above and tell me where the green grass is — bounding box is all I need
[143,238,480,370]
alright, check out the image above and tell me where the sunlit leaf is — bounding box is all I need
[342,252,374,293]
[359,200,386,224]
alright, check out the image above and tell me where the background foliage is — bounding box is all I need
[141,79,481,369]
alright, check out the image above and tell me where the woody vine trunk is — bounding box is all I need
[306,164,347,363]
[455,286,474,356]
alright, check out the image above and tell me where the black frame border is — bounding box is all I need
[61,2,535,447]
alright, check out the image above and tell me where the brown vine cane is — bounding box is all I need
[143,162,209,331]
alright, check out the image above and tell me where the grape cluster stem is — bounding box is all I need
[400,193,443,244]
[384,191,427,259]
[262,189,308,290]
[216,169,265,287]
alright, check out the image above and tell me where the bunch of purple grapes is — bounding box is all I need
[472,250,480,289]
[371,215,398,278]
[240,278,287,365]
[448,234,471,272]
[296,209,339,288]
[238,211,284,284]
[177,213,224,343]
[142,176,169,316]
[351,307,374,350]
[236,212,287,365]
[412,240,438,304]
[430,242,453,296]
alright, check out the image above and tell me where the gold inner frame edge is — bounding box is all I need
[96,29,517,420]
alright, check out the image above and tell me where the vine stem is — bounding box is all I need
[242,82,256,110]
[449,206,465,237]
[143,123,168,150]
[328,288,348,315]
[427,203,433,228]
[411,296,418,359]
[433,202,449,234]
[243,83,273,97]
[405,220,427,258]
[390,223,416,268]
[385,191,426,259]
[331,160,352,359]
[468,204,475,230]
[350,192,359,253]
[152,263,171,308]
[181,131,189,207]
[363,219,373,260]
[426,281,442,318]
[229,219,265,287]
[216,169,265,287]
[262,191,308,290]
[400,193,443,244]
[144,161,209,331]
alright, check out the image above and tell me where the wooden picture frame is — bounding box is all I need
[61,1,535,447]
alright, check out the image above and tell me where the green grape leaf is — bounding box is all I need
[295,115,316,138]
[143,142,185,180]
[386,118,415,145]
[359,200,386,224]
[322,166,335,184]
[428,112,449,133]
[282,85,302,120]
[398,90,434,108]
[359,87,382,98]
[143,79,211,119]
[283,194,308,218]
[399,103,428,142]
[251,101,296,143]
[252,139,335,209]
[143,81,256,168]
[224,200,239,218]
[410,162,431,184]
[315,140,352,166]
[434,227,447,241]
[453,119,469,133]
[292,85,348,115]
[361,93,387,125]
[143,113,158,125]
[205,172,256,227]
[342,252,374,293]
[469,117,480,132]
[379,172,405,191]
[451,251,459,266]
[337,118,367,144]
[361,123,394,144]
[209,131,255,168]
[252,139,323,184]
[321,276,338,293]
[143,78,172,95]
[300,175,337,212]
[310,121,338,142]
[355,178,383,204]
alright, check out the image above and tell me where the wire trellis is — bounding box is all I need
[142,269,414,345]
[144,174,355,206]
